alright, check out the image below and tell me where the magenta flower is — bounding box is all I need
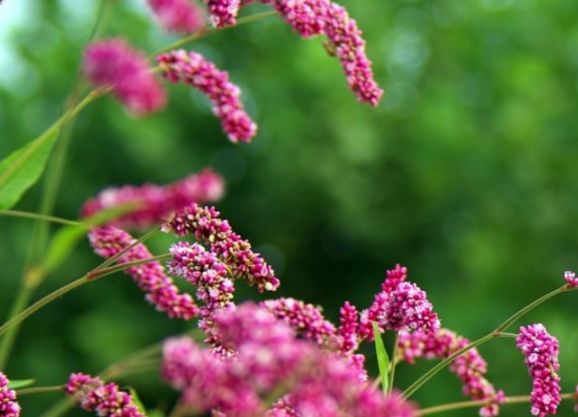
[147,0,205,33]
[81,169,224,229]
[337,300,359,354]
[397,328,504,417]
[0,372,21,417]
[564,270,578,288]
[516,324,561,417]
[84,39,166,115]
[162,203,280,292]
[157,50,257,143]
[65,373,145,417]
[205,0,241,27]
[89,226,200,319]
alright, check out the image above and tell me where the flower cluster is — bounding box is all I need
[397,328,504,417]
[163,203,280,292]
[147,0,205,33]
[337,300,360,354]
[0,373,20,417]
[81,169,224,229]
[205,0,240,27]
[162,303,417,417]
[65,373,145,417]
[358,264,440,340]
[84,39,166,115]
[157,50,257,143]
[89,226,200,319]
[516,324,561,417]
[564,270,578,288]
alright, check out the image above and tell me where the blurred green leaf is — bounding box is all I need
[372,322,389,393]
[127,387,146,414]
[0,128,60,209]
[8,379,35,390]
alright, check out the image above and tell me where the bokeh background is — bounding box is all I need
[1,0,577,415]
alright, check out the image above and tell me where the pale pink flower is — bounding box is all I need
[147,0,205,33]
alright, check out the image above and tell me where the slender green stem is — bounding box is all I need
[94,227,161,271]
[388,332,399,393]
[17,385,64,396]
[0,289,33,367]
[153,10,276,55]
[418,393,575,416]
[88,253,171,279]
[0,210,81,226]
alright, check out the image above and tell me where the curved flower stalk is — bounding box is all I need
[163,203,280,292]
[66,373,146,417]
[147,0,205,33]
[516,324,561,417]
[84,39,166,116]
[397,328,504,417]
[0,372,21,417]
[162,303,417,417]
[89,226,200,319]
[157,50,257,143]
[81,169,224,229]
[358,264,440,340]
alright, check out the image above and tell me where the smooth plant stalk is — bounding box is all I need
[388,331,399,393]
[87,253,171,279]
[403,285,572,399]
[418,393,575,416]
[93,227,161,271]
[0,210,81,226]
[17,385,64,396]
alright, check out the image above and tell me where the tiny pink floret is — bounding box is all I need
[84,39,166,115]
[0,372,21,417]
[564,270,578,288]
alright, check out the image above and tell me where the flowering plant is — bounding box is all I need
[0,1,576,417]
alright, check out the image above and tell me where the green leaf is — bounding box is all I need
[146,410,165,417]
[372,322,390,393]
[7,379,35,390]
[41,203,137,273]
[127,387,146,414]
[0,127,60,209]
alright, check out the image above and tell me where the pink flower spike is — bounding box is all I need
[157,49,257,143]
[81,168,224,229]
[337,301,359,354]
[564,270,578,288]
[65,373,145,417]
[0,372,21,417]
[88,226,200,320]
[84,39,166,115]
[205,0,241,27]
[516,324,561,417]
[147,0,205,33]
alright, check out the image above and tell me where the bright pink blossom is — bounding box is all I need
[89,226,199,319]
[162,203,280,292]
[84,39,166,115]
[516,324,561,417]
[564,270,578,288]
[337,300,359,354]
[397,328,504,417]
[81,169,224,229]
[205,0,241,27]
[0,372,20,417]
[147,0,205,33]
[157,50,257,143]
[65,373,145,417]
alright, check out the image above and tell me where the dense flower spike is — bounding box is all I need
[261,298,336,346]
[162,203,280,292]
[516,324,561,417]
[564,270,578,288]
[337,300,359,354]
[205,0,241,27]
[358,265,440,340]
[65,373,146,417]
[157,50,257,143]
[397,328,504,417]
[81,169,224,228]
[89,226,199,319]
[147,0,205,33]
[163,303,417,417]
[0,373,20,417]
[168,241,234,313]
[84,39,166,115]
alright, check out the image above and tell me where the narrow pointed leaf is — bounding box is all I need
[8,379,36,390]
[372,322,390,393]
[0,128,60,209]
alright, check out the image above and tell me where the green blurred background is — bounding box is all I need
[0,0,577,415]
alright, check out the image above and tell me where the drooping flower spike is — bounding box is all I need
[157,50,258,143]
[81,169,224,229]
[397,328,504,417]
[0,372,21,417]
[66,373,145,417]
[516,324,561,417]
[84,39,166,116]
[147,0,205,33]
